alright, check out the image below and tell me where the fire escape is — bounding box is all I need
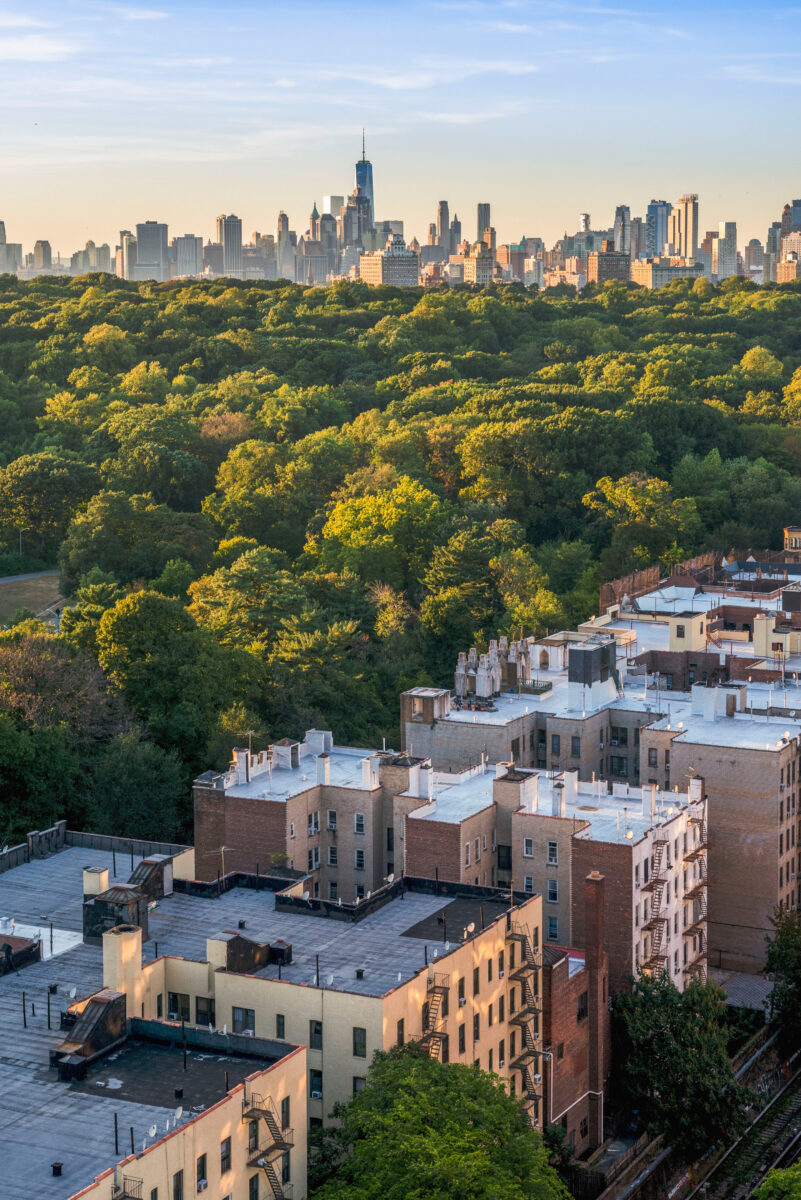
[506,918,542,1125]
[112,1178,142,1200]
[242,1092,294,1200]
[420,972,449,1059]
[683,815,708,982]
[643,835,669,977]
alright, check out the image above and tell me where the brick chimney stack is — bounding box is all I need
[584,869,610,1146]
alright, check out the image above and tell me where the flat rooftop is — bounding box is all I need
[160,886,514,998]
[649,710,801,751]
[223,744,381,802]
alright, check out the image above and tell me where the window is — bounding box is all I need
[353,1076,366,1094]
[220,1137,232,1175]
[232,1006,255,1034]
[353,1026,367,1058]
[328,845,338,867]
[397,1018,405,1046]
[499,994,505,1022]
[459,1023,466,1053]
[196,1154,207,1188]
[547,841,558,865]
[281,1096,290,1130]
[676,624,685,639]
[488,959,493,983]
[327,809,337,830]
[387,827,394,851]
[465,842,471,866]
[248,1177,259,1200]
[458,977,465,1005]
[328,881,338,900]
[551,733,561,757]
[547,879,558,903]
[473,966,480,995]
[248,1120,258,1151]
[289,821,295,839]
[499,1038,505,1067]
[354,849,365,870]
[609,755,628,777]
[276,1013,285,1039]
[473,1013,480,1040]
[356,884,365,899]
[307,846,320,871]
[475,838,480,861]
[157,993,163,1019]
[168,992,190,1022]
[196,995,215,1027]
[556,1041,564,1061]
[488,1048,493,1071]
[577,991,588,1022]
[548,917,559,941]
[648,747,658,767]
[308,810,320,835]
[571,736,581,758]
[354,812,365,834]
[523,837,534,858]
[172,1172,183,1200]
[151,1190,158,1200]
[310,1019,323,1050]
[309,1068,323,1098]
[580,1116,589,1139]
[281,1152,291,1185]
[511,737,520,760]
[524,875,534,893]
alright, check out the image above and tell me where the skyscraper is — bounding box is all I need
[578,213,591,233]
[450,214,461,254]
[134,220,168,281]
[613,205,631,255]
[630,216,646,262]
[645,200,672,257]
[216,214,243,277]
[33,240,52,272]
[173,235,203,277]
[355,132,374,226]
[669,194,699,260]
[117,230,137,280]
[437,201,449,251]
[477,203,490,243]
[714,220,737,280]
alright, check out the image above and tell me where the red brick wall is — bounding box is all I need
[193,786,288,881]
[404,817,461,882]
[571,840,632,994]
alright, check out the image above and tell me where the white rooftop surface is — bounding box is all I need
[649,710,801,751]
[0,846,179,1200]
[224,744,380,801]
[631,585,784,614]
[407,769,495,823]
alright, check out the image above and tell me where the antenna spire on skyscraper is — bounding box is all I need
[362,129,366,161]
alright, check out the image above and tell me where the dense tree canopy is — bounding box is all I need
[309,1043,568,1200]
[1,271,801,839]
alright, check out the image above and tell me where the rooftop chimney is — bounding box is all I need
[317,754,330,785]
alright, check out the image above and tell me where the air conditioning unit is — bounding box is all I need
[459,997,466,1006]
[499,1060,505,1067]
[534,1073,542,1084]
[168,1012,178,1021]
[197,1182,208,1193]
[311,1090,322,1100]
[499,970,505,978]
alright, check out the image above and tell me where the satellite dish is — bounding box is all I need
[397,971,402,983]
[69,987,77,999]
[467,922,475,933]
[301,891,309,901]
[326,974,334,986]
[366,891,371,899]
[387,873,395,884]
[1,846,7,855]
[165,1119,171,1133]
[148,1125,157,1138]
[175,1106,183,1121]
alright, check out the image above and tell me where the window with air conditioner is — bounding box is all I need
[547,841,558,866]
[327,810,337,830]
[523,838,534,858]
[232,1006,255,1035]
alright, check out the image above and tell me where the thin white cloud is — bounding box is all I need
[85,2,169,18]
[0,33,77,59]
[722,62,801,84]
[0,12,47,27]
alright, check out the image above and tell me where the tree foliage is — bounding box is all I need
[612,972,749,1160]
[309,1043,568,1200]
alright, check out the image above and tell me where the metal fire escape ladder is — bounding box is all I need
[420,972,449,1060]
[506,919,542,1121]
[242,1092,294,1200]
[643,837,669,976]
[683,818,708,982]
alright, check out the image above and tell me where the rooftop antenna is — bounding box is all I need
[362,128,366,160]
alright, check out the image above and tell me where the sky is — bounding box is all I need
[1,0,800,256]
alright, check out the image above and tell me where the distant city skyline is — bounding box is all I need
[1,0,800,251]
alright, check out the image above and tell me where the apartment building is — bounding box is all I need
[404,760,707,993]
[101,878,548,1129]
[401,635,665,786]
[640,683,801,973]
[68,1044,307,1200]
[193,732,432,899]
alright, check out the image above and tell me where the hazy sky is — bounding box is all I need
[1,0,800,255]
